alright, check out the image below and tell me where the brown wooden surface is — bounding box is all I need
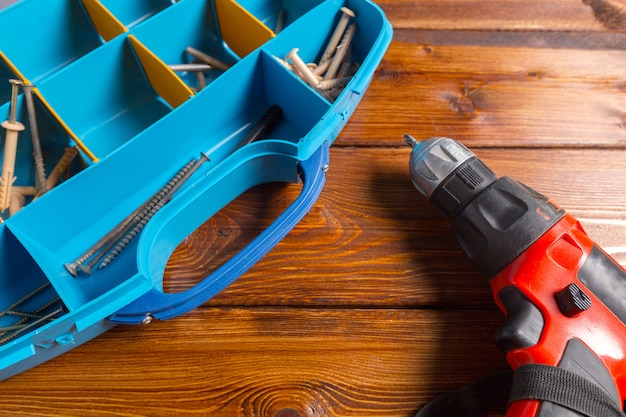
[3,1,626,416]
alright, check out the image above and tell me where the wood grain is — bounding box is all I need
[162,147,626,309]
[377,0,610,31]
[0,308,507,417]
[338,40,626,147]
[3,1,626,416]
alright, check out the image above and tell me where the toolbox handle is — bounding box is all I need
[109,141,329,325]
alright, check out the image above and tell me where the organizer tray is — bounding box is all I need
[0,0,391,380]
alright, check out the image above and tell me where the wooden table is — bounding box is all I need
[3,1,626,416]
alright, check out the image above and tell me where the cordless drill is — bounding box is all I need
[405,135,626,416]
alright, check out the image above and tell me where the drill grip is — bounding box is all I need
[491,215,626,417]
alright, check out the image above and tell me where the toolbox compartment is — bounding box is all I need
[0,0,391,379]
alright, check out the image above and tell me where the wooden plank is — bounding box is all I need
[376,0,612,31]
[392,28,626,50]
[162,147,626,308]
[0,308,507,417]
[337,40,626,147]
[375,39,626,80]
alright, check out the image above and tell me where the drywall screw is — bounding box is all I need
[64,209,140,276]
[21,83,48,195]
[185,46,231,71]
[0,323,30,333]
[98,153,210,270]
[324,22,356,81]
[318,7,355,65]
[0,79,25,212]
[0,304,64,345]
[0,291,60,341]
[168,63,213,72]
[0,282,50,320]
[74,156,202,275]
[234,104,284,151]
[4,309,43,319]
[286,48,320,88]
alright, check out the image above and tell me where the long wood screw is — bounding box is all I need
[97,153,210,270]
[21,83,48,195]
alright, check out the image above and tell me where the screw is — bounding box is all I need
[64,210,140,276]
[185,46,231,71]
[285,48,320,88]
[21,83,48,195]
[67,154,209,276]
[7,79,22,123]
[195,71,207,90]
[168,63,212,72]
[318,7,355,66]
[4,309,43,319]
[97,153,210,270]
[0,282,51,320]
[0,304,64,345]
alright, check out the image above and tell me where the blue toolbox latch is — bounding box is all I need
[109,142,329,325]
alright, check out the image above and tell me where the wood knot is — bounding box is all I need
[583,0,626,29]
[274,408,303,417]
[447,83,485,117]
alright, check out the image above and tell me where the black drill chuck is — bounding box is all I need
[405,135,497,219]
[406,135,566,277]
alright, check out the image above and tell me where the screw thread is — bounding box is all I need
[97,154,209,270]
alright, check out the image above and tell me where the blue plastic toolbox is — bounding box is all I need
[0,0,392,380]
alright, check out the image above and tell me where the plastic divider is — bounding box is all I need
[36,36,175,162]
[0,0,392,377]
[0,0,104,83]
[97,0,174,30]
[128,36,195,109]
[0,91,82,201]
[235,0,326,34]
[0,227,62,329]
[0,55,18,104]
[130,0,239,93]
[4,48,329,312]
[80,0,127,41]
[263,0,370,81]
[214,0,275,58]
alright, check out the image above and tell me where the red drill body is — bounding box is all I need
[407,135,626,416]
